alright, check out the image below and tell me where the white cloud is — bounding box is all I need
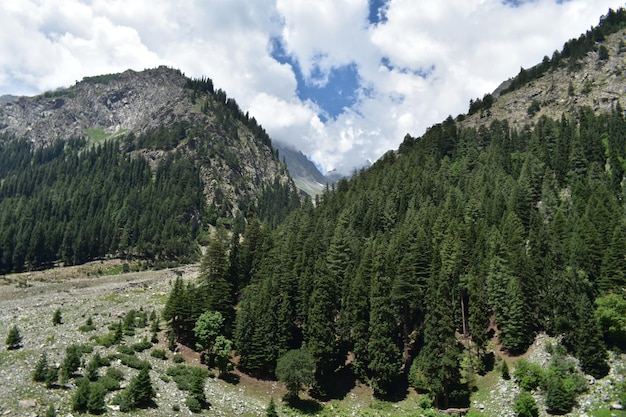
[0,0,624,174]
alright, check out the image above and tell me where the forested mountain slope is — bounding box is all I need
[162,8,626,412]
[0,67,300,272]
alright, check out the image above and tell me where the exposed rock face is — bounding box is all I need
[0,67,189,144]
[460,30,626,130]
[0,66,293,218]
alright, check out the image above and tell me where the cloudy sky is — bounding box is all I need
[0,0,623,174]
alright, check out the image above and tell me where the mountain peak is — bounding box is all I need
[0,66,188,146]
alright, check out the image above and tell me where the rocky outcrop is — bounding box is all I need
[0,66,190,145]
[461,30,626,131]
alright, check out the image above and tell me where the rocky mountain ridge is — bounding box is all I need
[461,28,626,130]
[0,66,294,220]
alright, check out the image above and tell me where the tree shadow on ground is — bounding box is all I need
[373,376,409,403]
[284,396,324,415]
[309,365,356,402]
[219,372,240,385]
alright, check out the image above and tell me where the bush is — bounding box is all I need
[97,375,120,391]
[112,353,150,370]
[131,338,152,352]
[52,308,62,326]
[173,353,184,363]
[151,348,168,360]
[172,404,181,412]
[527,100,541,117]
[514,360,545,391]
[79,316,96,333]
[117,344,135,355]
[514,390,538,417]
[166,364,209,391]
[105,366,124,381]
[186,396,202,413]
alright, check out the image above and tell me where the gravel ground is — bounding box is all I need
[0,264,274,417]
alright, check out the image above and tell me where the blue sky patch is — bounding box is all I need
[270,37,361,121]
[368,0,390,25]
[380,57,435,79]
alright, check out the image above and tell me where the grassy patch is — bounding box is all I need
[84,127,128,147]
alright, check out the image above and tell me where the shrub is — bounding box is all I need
[112,353,150,370]
[97,375,120,391]
[186,396,202,413]
[52,308,62,326]
[514,360,545,391]
[172,404,181,412]
[105,366,124,381]
[151,348,168,360]
[173,353,184,363]
[131,338,152,352]
[166,364,209,391]
[79,316,96,333]
[117,344,134,355]
[514,391,538,417]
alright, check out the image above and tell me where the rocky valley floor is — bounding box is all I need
[0,262,624,417]
[0,262,283,417]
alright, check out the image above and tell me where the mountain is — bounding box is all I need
[0,66,299,271]
[214,8,626,411]
[274,141,331,197]
[460,9,626,130]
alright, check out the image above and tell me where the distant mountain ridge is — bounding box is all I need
[274,142,331,197]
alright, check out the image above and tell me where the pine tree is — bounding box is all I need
[572,295,609,378]
[86,353,102,381]
[52,308,62,326]
[189,372,207,408]
[61,345,82,380]
[266,397,279,417]
[502,360,510,380]
[367,266,402,397]
[305,263,339,388]
[128,367,155,407]
[199,229,234,330]
[33,353,49,382]
[87,382,107,414]
[5,325,21,350]
[72,378,90,413]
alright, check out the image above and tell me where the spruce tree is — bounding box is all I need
[52,308,62,326]
[72,378,90,413]
[367,267,402,397]
[199,229,234,330]
[87,382,107,414]
[266,397,278,417]
[128,367,155,407]
[33,353,49,382]
[5,325,21,350]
